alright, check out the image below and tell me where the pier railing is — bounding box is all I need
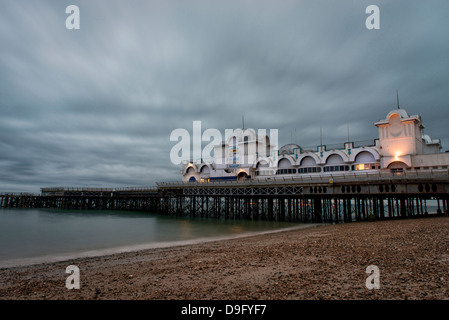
[0,192,40,196]
[40,186,158,193]
[3,169,449,223]
[157,169,449,188]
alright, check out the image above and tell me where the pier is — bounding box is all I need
[156,169,449,222]
[1,109,448,223]
[1,169,448,223]
[0,187,159,212]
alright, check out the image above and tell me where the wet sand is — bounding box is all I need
[0,217,448,300]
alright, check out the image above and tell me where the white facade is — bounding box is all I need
[374,109,444,170]
[181,108,449,182]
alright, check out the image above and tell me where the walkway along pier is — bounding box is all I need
[0,187,159,212]
[1,170,449,223]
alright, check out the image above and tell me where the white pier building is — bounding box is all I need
[181,108,448,183]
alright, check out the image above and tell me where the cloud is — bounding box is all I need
[0,0,448,192]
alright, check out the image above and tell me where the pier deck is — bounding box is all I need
[1,170,448,223]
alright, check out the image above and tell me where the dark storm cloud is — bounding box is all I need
[0,0,449,192]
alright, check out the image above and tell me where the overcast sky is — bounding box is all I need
[1,0,448,193]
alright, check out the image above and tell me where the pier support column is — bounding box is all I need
[268,198,274,221]
[333,198,339,223]
[313,197,322,222]
[400,197,406,217]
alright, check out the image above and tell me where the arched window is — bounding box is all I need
[388,161,408,173]
[278,158,293,168]
[276,158,296,175]
[326,154,344,165]
[256,160,269,168]
[324,154,349,172]
[300,156,316,166]
[200,166,210,174]
[353,151,378,171]
[298,156,321,174]
[237,171,248,181]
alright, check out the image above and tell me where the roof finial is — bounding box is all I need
[242,115,244,130]
[347,123,350,142]
[396,89,400,109]
[320,126,322,146]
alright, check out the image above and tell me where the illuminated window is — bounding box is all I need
[354,163,378,171]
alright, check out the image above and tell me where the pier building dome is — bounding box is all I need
[279,144,300,155]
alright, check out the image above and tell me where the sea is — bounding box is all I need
[0,208,303,267]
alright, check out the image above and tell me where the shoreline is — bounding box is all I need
[0,223,323,269]
[1,216,448,300]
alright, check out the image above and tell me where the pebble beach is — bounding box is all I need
[0,216,448,300]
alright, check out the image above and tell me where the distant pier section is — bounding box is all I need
[0,187,159,212]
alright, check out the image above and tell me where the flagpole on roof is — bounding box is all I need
[396,89,400,109]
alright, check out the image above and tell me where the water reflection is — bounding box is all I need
[0,208,299,261]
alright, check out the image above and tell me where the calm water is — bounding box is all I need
[0,208,298,263]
